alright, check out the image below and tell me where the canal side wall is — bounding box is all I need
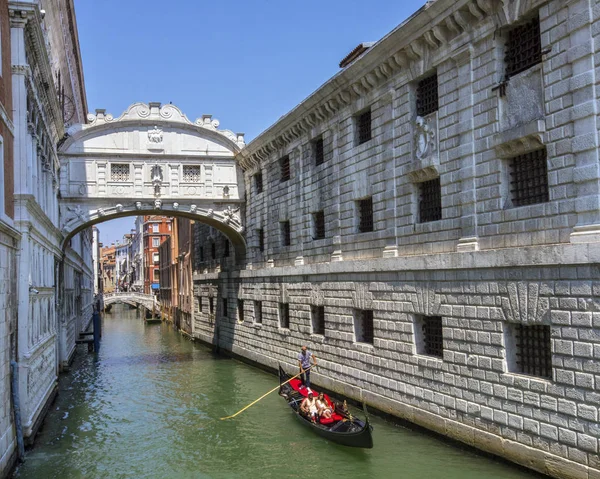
[190,0,600,478]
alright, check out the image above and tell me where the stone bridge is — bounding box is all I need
[58,102,247,258]
[103,292,158,310]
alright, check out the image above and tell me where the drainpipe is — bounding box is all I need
[10,361,25,462]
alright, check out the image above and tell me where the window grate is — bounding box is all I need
[257,228,265,252]
[211,241,216,260]
[313,211,325,240]
[222,298,228,317]
[111,163,130,182]
[416,74,439,117]
[223,239,230,258]
[198,246,204,262]
[238,299,244,322]
[312,306,325,335]
[419,178,442,223]
[355,309,374,344]
[314,137,325,166]
[183,165,201,182]
[357,110,372,145]
[358,197,374,233]
[515,325,552,378]
[279,303,290,329]
[510,149,549,207]
[254,300,262,324]
[281,221,291,247]
[209,297,214,314]
[506,17,542,78]
[280,155,291,182]
[254,172,263,194]
[198,297,203,313]
[422,316,443,358]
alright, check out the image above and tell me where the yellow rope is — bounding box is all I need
[220,367,312,421]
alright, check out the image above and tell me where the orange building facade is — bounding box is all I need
[143,216,172,294]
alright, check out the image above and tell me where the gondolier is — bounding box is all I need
[298,345,317,388]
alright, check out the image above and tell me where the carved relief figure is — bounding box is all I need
[148,126,163,143]
[61,205,87,232]
[151,164,163,197]
[414,116,436,160]
[222,205,240,224]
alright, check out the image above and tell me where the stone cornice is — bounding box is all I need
[236,0,499,171]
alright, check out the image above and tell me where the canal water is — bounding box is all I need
[14,305,542,479]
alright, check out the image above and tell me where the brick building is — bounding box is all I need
[99,245,116,293]
[190,1,600,477]
[143,216,172,294]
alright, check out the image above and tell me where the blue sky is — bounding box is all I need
[76,0,426,245]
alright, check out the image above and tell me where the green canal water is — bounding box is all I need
[14,305,543,479]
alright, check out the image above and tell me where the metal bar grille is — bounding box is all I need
[279,303,290,329]
[257,229,264,252]
[357,110,372,145]
[111,163,130,182]
[198,297,203,313]
[314,137,325,166]
[223,239,230,258]
[238,299,244,322]
[209,297,214,314]
[506,17,541,78]
[280,155,291,182]
[281,221,291,246]
[358,197,374,233]
[416,74,439,117]
[211,241,216,259]
[254,172,263,193]
[516,325,552,378]
[423,316,443,358]
[254,300,262,323]
[183,165,201,182]
[312,306,325,335]
[510,149,549,206]
[419,178,442,223]
[313,211,325,240]
[222,298,228,317]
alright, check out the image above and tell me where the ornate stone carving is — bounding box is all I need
[135,201,142,210]
[222,205,240,224]
[61,205,87,232]
[151,164,163,196]
[116,204,124,212]
[173,202,179,210]
[148,126,163,144]
[415,116,436,160]
[190,204,197,213]
[154,199,162,209]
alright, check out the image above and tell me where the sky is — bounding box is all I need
[75,0,426,245]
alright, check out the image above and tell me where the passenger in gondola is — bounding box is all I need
[300,391,319,422]
[316,392,333,419]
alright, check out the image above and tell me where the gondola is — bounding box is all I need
[278,365,373,448]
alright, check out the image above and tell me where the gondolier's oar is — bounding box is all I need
[220,366,312,420]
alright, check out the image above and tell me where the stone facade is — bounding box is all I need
[190,1,600,478]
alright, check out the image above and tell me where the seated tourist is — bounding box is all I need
[316,392,333,419]
[300,392,319,422]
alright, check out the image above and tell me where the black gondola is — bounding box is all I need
[278,365,373,449]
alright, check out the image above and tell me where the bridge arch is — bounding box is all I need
[58,102,247,258]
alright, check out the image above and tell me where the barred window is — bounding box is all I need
[111,163,130,182]
[416,74,439,117]
[254,172,263,194]
[183,165,201,182]
[223,239,230,258]
[222,298,228,317]
[313,211,325,240]
[416,315,444,358]
[419,178,442,223]
[279,303,290,329]
[354,309,374,344]
[238,299,244,322]
[514,324,552,379]
[280,221,291,247]
[280,155,291,182]
[198,296,203,313]
[254,300,263,324]
[312,306,325,335]
[357,197,374,233]
[313,137,325,166]
[209,297,214,314]
[510,149,549,207]
[257,228,265,252]
[198,246,204,262]
[506,16,542,78]
[356,109,372,145]
[211,241,216,260]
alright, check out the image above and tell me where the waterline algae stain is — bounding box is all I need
[14,305,542,479]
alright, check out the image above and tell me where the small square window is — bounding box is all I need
[313,211,325,240]
[508,324,552,379]
[357,197,374,233]
[153,252,159,263]
[354,309,374,344]
[257,228,265,252]
[238,299,244,322]
[111,163,130,182]
[280,221,291,247]
[209,297,214,314]
[416,73,439,117]
[279,303,290,329]
[254,172,263,194]
[509,149,549,207]
[415,315,444,358]
[505,16,542,78]
[152,237,160,247]
[254,300,263,324]
[222,298,228,317]
[419,178,442,223]
[153,269,160,281]
[280,155,291,182]
[311,306,325,335]
[356,109,372,145]
[313,137,325,166]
